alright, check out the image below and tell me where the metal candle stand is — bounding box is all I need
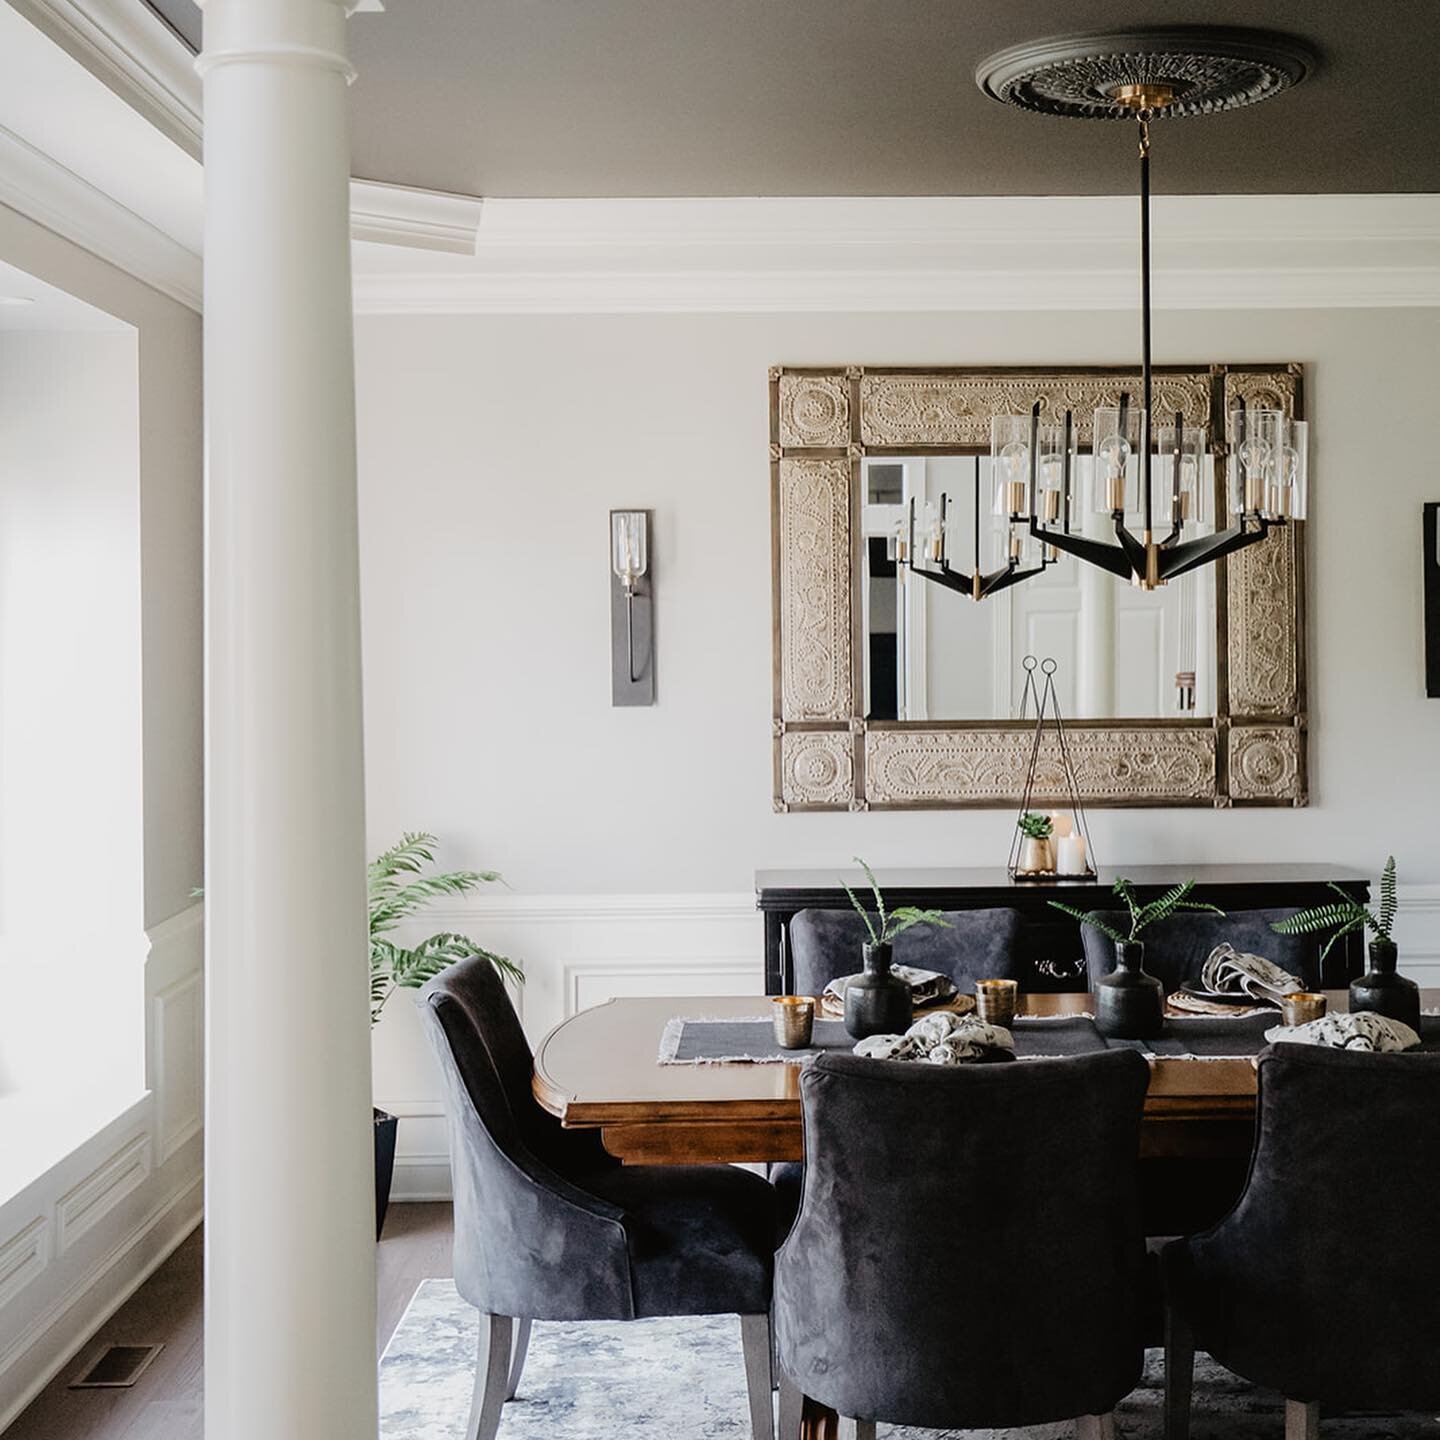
[1007,656,1098,883]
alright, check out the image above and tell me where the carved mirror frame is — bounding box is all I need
[770,364,1308,812]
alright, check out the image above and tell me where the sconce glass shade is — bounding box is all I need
[611,510,648,588]
[1091,406,1144,515]
[1226,408,1284,520]
[990,414,1034,520]
[1154,423,1209,530]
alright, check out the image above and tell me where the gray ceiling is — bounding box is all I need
[343,1,1440,198]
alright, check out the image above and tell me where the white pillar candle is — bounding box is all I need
[1049,812,1074,839]
[1056,834,1089,876]
[201,2,378,1436]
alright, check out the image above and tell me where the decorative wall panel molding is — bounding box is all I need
[771,363,1308,809]
[861,370,1211,448]
[1228,525,1301,717]
[778,730,856,809]
[1227,724,1305,803]
[777,458,852,722]
[54,1134,152,1255]
[0,1221,48,1312]
[865,727,1217,807]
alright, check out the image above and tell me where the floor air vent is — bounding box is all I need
[70,1344,164,1389]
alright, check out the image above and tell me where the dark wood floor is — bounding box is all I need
[4,1204,456,1440]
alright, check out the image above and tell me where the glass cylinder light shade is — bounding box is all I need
[991,513,1042,569]
[611,510,648,588]
[1272,419,1309,520]
[917,500,944,563]
[1226,408,1284,519]
[1154,424,1208,530]
[1034,422,1075,532]
[1091,406,1144,515]
[990,414,1034,520]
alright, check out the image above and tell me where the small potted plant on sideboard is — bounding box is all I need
[1051,878,1223,1038]
[369,832,521,1237]
[1272,856,1417,1028]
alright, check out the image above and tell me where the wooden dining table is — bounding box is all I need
[531,988,1436,1440]
[530,989,1344,1164]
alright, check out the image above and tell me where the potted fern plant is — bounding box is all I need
[1050,878,1223,1038]
[1271,857,1416,1028]
[369,833,521,1236]
[840,858,951,1039]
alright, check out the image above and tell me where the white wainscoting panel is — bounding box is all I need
[373,892,762,1202]
[0,902,204,1432]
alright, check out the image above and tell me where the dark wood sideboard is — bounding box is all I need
[756,865,1371,995]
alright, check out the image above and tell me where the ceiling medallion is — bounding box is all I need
[975,27,1318,121]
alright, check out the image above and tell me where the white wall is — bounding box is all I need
[0,204,203,1424]
[356,304,1440,1194]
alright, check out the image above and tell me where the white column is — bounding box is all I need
[199,2,376,1438]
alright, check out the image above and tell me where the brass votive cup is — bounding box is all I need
[772,995,815,1049]
[1281,991,1327,1027]
[975,978,1019,1029]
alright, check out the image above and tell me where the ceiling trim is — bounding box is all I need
[352,194,1440,315]
[0,121,201,308]
[349,180,483,254]
[7,0,202,159]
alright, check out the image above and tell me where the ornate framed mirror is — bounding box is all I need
[770,364,1308,811]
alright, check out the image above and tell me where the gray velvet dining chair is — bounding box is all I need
[1079,907,1310,992]
[420,954,779,1440]
[788,906,1024,996]
[1162,1043,1440,1440]
[774,1047,1151,1439]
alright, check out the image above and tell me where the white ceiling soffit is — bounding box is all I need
[350,194,1440,315]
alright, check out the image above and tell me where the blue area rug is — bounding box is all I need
[379,1279,1439,1439]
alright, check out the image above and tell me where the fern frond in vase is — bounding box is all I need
[841,857,951,947]
[1272,856,1395,961]
[1050,876,1224,944]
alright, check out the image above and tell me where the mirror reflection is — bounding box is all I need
[862,456,1218,723]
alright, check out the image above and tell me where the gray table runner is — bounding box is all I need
[658,1013,1440,1066]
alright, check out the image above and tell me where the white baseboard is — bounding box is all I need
[0,1173,201,1431]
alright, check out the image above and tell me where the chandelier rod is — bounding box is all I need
[1138,112,1154,540]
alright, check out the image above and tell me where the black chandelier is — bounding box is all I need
[975,27,1316,591]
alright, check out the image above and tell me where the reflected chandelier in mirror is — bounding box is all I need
[770,364,1308,812]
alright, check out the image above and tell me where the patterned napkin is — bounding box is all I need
[854,1011,1013,1065]
[820,964,957,1017]
[1264,1011,1420,1052]
[1200,943,1305,1006]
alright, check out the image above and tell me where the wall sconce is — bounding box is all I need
[610,509,654,705]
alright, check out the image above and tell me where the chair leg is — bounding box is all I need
[466,1313,512,1440]
[1285,1399,1320,1440]
[1164,1304,1196,1440]
[740,1313,775,1440]
[837,1420,876,1440]
[506,1317,532,1401]
[777,1370,804,1440]
[1076,1414,1117,1440]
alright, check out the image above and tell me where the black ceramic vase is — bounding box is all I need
[1096,939,1166,1040]
[844,941,913,1040]
[1349,939,1421,1030]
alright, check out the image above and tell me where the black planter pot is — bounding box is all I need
[844,941,913,1040]
[374,1107,399,1240]
[1096,939,1166,1040]
[1349,939,1421,1030]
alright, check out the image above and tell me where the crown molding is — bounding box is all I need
[352,194,1440,315]
[349,180,482,254]
[0,122,201,309]
[7,0,202,159]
